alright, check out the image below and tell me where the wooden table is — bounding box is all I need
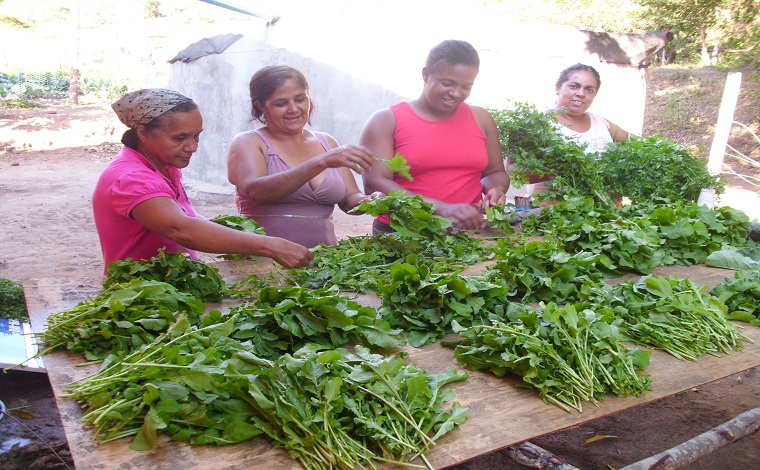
[24,260,760,469]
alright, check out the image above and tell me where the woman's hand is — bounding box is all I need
[320,144,374,174]
[435,202,487,230]
[481,188,506,209]
[267,238,314,268]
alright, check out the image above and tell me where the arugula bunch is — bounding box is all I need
[36,279,205,361]
[226,285,406,358]
[711,269,760,326]
[447,303,651,413]
[105,249,227,302]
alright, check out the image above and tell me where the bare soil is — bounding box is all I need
[1,67,759,469]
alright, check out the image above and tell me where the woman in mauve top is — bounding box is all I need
[360,39,509,234]
[228,65,381,248]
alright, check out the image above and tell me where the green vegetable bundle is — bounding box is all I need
[486,238,620,303]
[581,275,750,360]
[227,285,406,359]
[36,279,205,361]
[377,262,509,347]
[711,269,760,326]
[105,249,227,302]
[447,303,651,413]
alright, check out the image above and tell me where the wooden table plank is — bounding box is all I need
[24,263,760,469]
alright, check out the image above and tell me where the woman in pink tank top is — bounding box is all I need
[359,39,509,233]
[227,66,382,248]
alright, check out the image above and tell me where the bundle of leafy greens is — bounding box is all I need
[104,249,227,302]
[580,275,749,360]
[445,302,651,413]
[711,269,760,326]
[64,311,468,469]
[523,196,752,273]
[35,279,205,361]
[597,136,723,203]
[377,261,509,347]
[489,102,613,207]
[226,285,405,359]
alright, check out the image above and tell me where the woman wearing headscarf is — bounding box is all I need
[92,88,313,273]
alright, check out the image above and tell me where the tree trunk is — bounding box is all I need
[621,407,760,470]
[699,28,710,66]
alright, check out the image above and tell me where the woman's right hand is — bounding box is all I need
[435,202,487,231]
[320,145,375,174]
[268,238,314,268]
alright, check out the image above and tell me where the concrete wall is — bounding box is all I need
[169,19,648,190]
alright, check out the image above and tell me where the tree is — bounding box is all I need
[637,0,759,66]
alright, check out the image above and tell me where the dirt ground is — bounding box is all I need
[1,68,760,469]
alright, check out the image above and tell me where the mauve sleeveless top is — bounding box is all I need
[235,129,345,247]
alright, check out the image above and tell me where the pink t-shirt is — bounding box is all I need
[378,102,489,224]
[92,146,198,273]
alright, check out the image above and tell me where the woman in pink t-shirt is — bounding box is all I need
[93,88,313,273]
[360,39,509,233]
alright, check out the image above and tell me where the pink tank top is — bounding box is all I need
[378,102,489,224]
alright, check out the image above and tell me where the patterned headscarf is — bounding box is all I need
[111,88,194,129]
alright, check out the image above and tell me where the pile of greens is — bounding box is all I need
[446,302,651,413]
[598,136,723,203]
[0,277,28,323]
[211,214,266,260]
[522,196,752,273]
[105,249,228,302]
[352,191,453,242]
[486,238,620,303]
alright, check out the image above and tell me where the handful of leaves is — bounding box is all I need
[352,190,452,242]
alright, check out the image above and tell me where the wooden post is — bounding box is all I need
[697,71,742,208]
[69,67,79,105]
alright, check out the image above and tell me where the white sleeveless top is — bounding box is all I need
[557,112,613,154]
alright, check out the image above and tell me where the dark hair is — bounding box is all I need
[425,40,480,74]
[248,65,313,123]
[126,101,199,148]
[556,63,601,90]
